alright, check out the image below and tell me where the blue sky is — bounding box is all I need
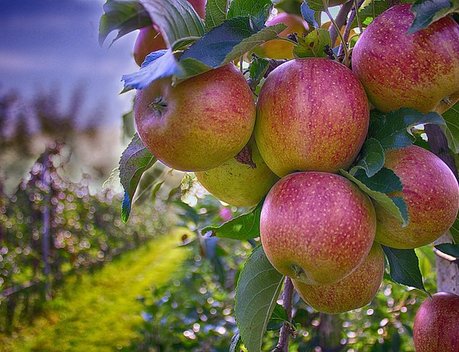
[0,0,139,127]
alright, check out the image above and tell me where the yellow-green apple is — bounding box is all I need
[195,139,279,207]
[413,292,459,352]
[375,145,459,249]
[260,172,376,285]
[293,243,384,313]
[255,58,370,177]
[135,64,256,171]
[254,12,308,60]
[133,0,207,66]
[352,4,459,113]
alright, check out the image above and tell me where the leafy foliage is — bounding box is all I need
[205,0,230,30]
[435,243,459,258]
[353,138,385,177]
[383,246,426,291]
[409,0,459,33]
[294,29,332,58]
[443,102,459,153]
[119,134,156,222]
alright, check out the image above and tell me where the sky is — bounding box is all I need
[0,0,139,127]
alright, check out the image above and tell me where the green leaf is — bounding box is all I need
[228,0,273,19]
[443,102,459,154]
[353,138,385,177]
[294,28,332,58]
[119,134,156,222]
[99,0,150,46]
[248,56,270,90]
[340,168,409,225]
[201,202,263,240]
[122,49,182,91]
[369,108,445,150]
[235,246,284,352]
[300,1,319,29]
[382,246,426,291]
[139,0,205,46]
[409,0,459,33]
[205,0,230,30]
[181,17,285,67]
[435,243,459,258]
[305,0,326,11]
[267,304,288,330]
[450,214,459,243]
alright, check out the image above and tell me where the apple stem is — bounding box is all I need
[324,6,349,65]
[273,277,294,352]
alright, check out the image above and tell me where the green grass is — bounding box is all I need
[0,228,192,352]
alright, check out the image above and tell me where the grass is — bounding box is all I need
[0,228,192,352]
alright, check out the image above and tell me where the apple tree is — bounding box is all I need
[99,0,459,350]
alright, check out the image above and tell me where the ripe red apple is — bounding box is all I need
[195,139,279,207]
[352,4,459,113]
[254,12,308,60]
[133,0,207,66]
[413,292,459,352]
[135,64,256,171]
[255,58,369,177]
[375,145,459,249]
[260,172,376,285]
[293,243,384,313]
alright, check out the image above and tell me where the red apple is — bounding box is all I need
[133,0,207,66]
[195,139,279,207]
[374,145,459,249]
[293,243,384,314]
[134,64,256,171]
[260,172,376,285]
[352,4,459,113]
[413,292,459,352]
[255,58,369,177]
[254,12,309,60]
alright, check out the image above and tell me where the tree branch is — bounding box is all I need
[425,124,458,180]
[338,0,366,60]
[273,277,294,352]
[329,1,354,47]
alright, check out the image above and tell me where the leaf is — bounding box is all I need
[293,28,331,58]
[369,108,445,150]
[99,0,151,46]
[382,246,426,291]
[340,168,409,226]
[122,49,183,91]
[443,102,459,153]
[205,0,230,30]
[139,0,205,46]
[267,304,288,330]
[353,138,385,177]
[450,215,459,243]
[119,134,156,222]
[235,246,284,352]
[181,17,286,68]
[435,243,459,258]
[305,0,327,11]
[248,56,270,90]
[202,202,263,240]
[228,0,273,20]
[409,0,459,33]
[301,0,319,29]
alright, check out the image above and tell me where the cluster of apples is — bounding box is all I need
[133,1,459,347]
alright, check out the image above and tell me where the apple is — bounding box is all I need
[352,4,459,113]
[293,243,384,314]
[133,0,207,66]
[413,292,459,352]
[374,145,459,249]
[254,12,308,60]
[134,64,256,171]
[195,139,279,207]
[255,58,370,177]
[260,172,376,285]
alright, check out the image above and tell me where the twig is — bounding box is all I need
[273,277,294,352]
[329,0,354,47]
[433,248,458,263]
[338,0,366,60]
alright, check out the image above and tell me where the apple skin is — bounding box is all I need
[195,139,279,207]
[260,172,376,285]
[133,0,206,66]
[413,292,459,352]
[255,58,370,177]
[293,243,384,314]
[352,4,459,113]
[374,145,459,249]
[134,64,256,172]
[254,12,308,60]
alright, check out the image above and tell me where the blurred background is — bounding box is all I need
[0,1,437,351]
